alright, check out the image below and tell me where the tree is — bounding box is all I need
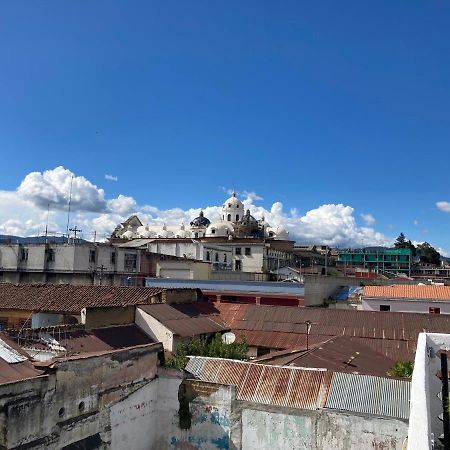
[416,242,441,265]
[394,233,406,248]
[394,233,416,256]
[387,361,414,378]
[166,334,249,369]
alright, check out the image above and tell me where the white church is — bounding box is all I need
[111,193,293,273]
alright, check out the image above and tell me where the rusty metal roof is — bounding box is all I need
[363,284,450,300]
[138,303,229,337]
[0,283,167,313]
[215,303,450,360]
[12,324,154,357]
[325,372,410,420]
[186,356,331,410]
[186,356,410,419]
[253,336,396,377]
[0,332,44,384]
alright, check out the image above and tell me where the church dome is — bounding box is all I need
[267,226,289,240]
[175,224,191,238]
[157,224,174,238]
[190,211,211,228]
[122,229,135,239]
[205,221,234,237]
[221,192,244,223]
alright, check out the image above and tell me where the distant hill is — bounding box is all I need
[0,235,88,244]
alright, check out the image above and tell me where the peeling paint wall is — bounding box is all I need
[241,408,408,450]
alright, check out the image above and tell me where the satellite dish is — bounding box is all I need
[222,332,236,345]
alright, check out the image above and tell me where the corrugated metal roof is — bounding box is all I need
[138,303,229,337]
[145,278,305,296]
[325,372,410,420]
[214,303,450,361]
[0,283,168,313]
[364,284,450,300]
[186,356,410,420]
[0,337,28,363]
[252,336,396,378]
[0,332,44,384]
[186,356,330,410]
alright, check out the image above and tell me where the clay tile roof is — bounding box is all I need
[363,284,450,300]
[0,283,167,314]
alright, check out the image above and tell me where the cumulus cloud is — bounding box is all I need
[437,201,450,212]
[105,174,118,182]
[361,213,376,227]
[0,166,400,248]
[18,166,107,213]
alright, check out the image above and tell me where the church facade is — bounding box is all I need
[111,193,294,273]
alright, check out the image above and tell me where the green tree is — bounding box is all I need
[394,233,406,248]
[394,233,416,256]
[416,242,441,265]
[387,361,414,378]
[166,334,249,369]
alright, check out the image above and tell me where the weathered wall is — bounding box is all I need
[241,407,408,450]
[165,288,198,304]
[0,343,162,450]
[304,275,361,306]
[84,306,135,329]
[152,377,233,450]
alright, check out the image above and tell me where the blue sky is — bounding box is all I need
[1,2,450,251]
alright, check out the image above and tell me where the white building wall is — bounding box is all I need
[362,298,450,314]
[135,308,174,351]
[0,244,19,270]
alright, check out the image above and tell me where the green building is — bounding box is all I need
[337,248,412,276]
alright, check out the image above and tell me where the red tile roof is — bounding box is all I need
[0,283,167,313]
[363,284,450,300]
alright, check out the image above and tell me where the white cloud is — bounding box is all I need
[413,219,419,226]
[17,166,107,213]
[361,213,376,226]
[105,174,118,182]
[0,167,399,248]
[437,201,450,212]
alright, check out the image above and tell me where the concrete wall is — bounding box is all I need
[304,275,361,306]
[362,298,450,314]
[84,306,136,329]
[135,308,174,351]
[0,343,162,450]
[165,288,199,304]
[157,260,212,280]
[407,332,450,450]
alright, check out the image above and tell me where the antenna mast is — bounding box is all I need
[45,203,50,244]
[65,175,74,243]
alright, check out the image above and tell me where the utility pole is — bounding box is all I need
[66,175,74,243]
[69,226,82,242]
[97,264,106,286]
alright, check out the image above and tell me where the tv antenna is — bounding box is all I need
[65,175,74,243]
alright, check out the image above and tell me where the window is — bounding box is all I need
[235,260,242,270]
[124,253,137,271]
[0,318,7,331]
[228,203,231,207]
[227,214,231,221]
[194,232,198,238]
[224,254,227,263]
[236,214,239,221]
[245,247,251,256]
[429,307,441,314]
[45,248,55,262]
[215,253,219,262]
[20,248,28,261]
[379,305,390,312]
[235,247,242,255]
[211,229,216,234]
[89,250,96,263]
[206,251,211,261]
[111,251,116,265]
